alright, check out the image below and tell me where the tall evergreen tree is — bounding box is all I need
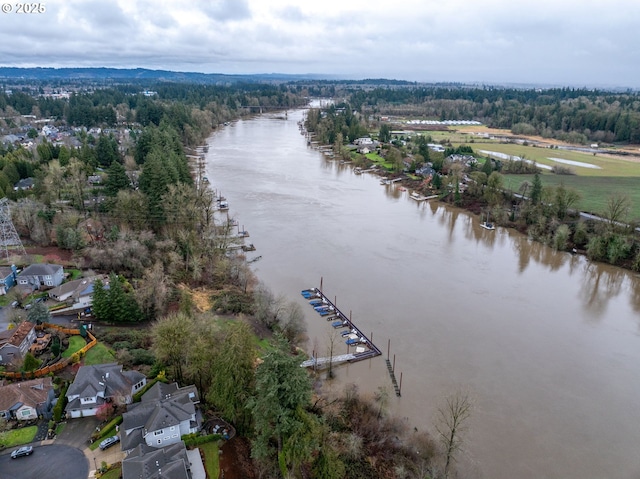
[531,173,543,205]
[104,161,130,196]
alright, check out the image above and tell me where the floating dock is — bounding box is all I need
[300,287,382,366]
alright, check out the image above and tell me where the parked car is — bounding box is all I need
[11,446,34,459]
[99,435,120,450]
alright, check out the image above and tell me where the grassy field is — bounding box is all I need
[62,335,86,358]
[84,342,116,365]
[0,426,38,447]
[504,174,640,221]
[416,129,640,220]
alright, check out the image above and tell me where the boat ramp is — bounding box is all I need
[300,287,382,367]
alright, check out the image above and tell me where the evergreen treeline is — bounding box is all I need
[346,86,640,144]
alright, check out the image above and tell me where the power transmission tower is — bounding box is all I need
[0,198,26,260]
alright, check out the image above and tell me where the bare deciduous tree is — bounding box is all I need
[603,193,631,229]
[435,392,473,478]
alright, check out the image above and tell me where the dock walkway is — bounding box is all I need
[300,287,382,367]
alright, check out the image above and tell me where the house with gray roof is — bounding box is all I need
[17,264,64,291]
[48,276,99,303]
[0,377,55,421]
[13,178,35,191]
[65,363,146,419]
[121,382,200,452]
[122,441,196,479]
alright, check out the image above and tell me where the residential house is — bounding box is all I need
[0,377,55,421]
[13,178,35,191]
[416,165,436,178]
[0,321,37,366]
[121,382,200,452]
[65,363,146,419]
[17,264,64,291]
[354,137,374,146]
[48,276,100,303]
[0,265,18,295]
[122,441,197,479]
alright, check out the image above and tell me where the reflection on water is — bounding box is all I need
[205,110,640,479]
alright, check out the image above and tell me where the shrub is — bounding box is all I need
[92,415,123,442]
[552,225,570,251]
[130,349,155,366]
[53,383,69,422]
[112,341,133,351]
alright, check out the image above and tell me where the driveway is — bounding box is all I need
[56,417,100,449]
[0,444,88,479]
[56,417,125,477]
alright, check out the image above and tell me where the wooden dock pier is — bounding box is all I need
[385,359,402,397]
[301,287,382,367]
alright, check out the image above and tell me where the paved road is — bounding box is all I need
[0,444,88,479]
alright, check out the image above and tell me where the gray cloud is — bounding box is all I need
[0,0,638,87]
[201,0,252,22]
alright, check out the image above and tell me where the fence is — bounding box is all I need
[0,323,97,379]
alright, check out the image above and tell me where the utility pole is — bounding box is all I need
[0,198,26,260]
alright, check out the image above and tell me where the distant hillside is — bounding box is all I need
[0,67,340,84]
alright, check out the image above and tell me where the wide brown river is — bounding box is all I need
[204,109,640,479]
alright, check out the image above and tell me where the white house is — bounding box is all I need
[65,363,146,418]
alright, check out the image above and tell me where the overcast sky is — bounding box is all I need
[1,0,639,88]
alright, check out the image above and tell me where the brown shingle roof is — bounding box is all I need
[0,321,34,348]
[0,377,53,411]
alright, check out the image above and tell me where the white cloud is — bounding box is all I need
[0,0,638,87]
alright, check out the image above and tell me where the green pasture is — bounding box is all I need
[504,174,640,221]
[470,143,640,177]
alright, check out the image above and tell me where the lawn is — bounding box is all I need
[62,335,86,358]
[365,152,394,170]
[199,440,220,479]
[100,466,121,479]
[84,342,116,365]
[0,426,38,448]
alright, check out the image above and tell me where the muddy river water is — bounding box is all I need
[204,109,640,479]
